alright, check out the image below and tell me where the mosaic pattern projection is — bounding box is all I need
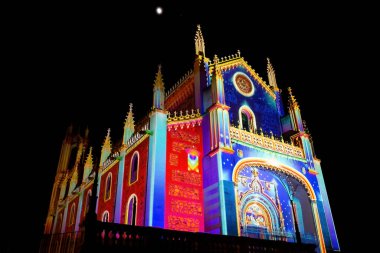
[165,125,204,232]
[235,166,299,239]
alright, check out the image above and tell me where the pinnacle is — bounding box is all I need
[153,65,165,90]
[195,24,205,56]
[102,128,112,150]
[288,87,299,108]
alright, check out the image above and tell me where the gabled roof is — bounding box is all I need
[210,52,276,99]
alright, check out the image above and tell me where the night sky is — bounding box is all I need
[4,1,370,252]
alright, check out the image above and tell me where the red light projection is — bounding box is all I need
[165,124,204,232]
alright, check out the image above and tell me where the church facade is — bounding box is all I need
[43,26,339,253]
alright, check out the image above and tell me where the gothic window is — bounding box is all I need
[130,152,139,184]
[239,106,256,132]
[105,173,112,200]
[242,113,249,131]
[69,203,76,225]
[126,195,137,225]
[102,211,109,222]
[85,190,92,214]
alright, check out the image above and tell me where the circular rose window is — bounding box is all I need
[233,72,254,97]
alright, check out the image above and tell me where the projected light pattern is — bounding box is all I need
[44,25,339,253]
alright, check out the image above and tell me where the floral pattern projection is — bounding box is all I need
[165,124,204,232]
[236,167,295,238]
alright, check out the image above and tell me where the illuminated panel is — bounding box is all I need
[97,162,119,222]
[165,123,204,232]
[65,196,79,232]
[80,185,93,222]
[122,138,149,226]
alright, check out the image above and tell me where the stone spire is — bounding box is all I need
[100,128,112,166]
[69,141,83,193]
[195,24,205,56]
[288,87,303,132]
[154,65,164,90]
[75,141,84,168]
[153,65,165,110]
[69,169,79,194]
[288,87,299,110]
[123,103,135,145]
[85,147,93,168]
[267,58,278,89]
[210,55,225,105]
[103,128,112,150]
[83,147,93,181]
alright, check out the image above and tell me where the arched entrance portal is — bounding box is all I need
[237,167,282,240]
[232,158,326,253]
[244,202,271,229]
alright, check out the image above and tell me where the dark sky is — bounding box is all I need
[4,1,370,252]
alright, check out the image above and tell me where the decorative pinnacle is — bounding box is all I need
[102,128,112,150]
[195,24,205,56]
[153,65,165,90]
[288,87,299,109]
[85,147,93,168]
[124,103,135,128]
[213,54,219,64]
[267,58,278,89]
[76,142,84,163]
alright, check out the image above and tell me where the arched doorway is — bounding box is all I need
[232,158,326,253]
[235,166,284,240]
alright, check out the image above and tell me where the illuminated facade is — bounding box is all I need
[44,25,339,252]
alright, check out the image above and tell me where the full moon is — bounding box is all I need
[156,6,163,15]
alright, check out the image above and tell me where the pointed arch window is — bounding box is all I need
[130,152,139,184]
[85,190,92,215]
[239,105,256,133]
[105,173,112,200]
[102,211,109,222]
[126,195,137,226]
[69,203,76,225]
